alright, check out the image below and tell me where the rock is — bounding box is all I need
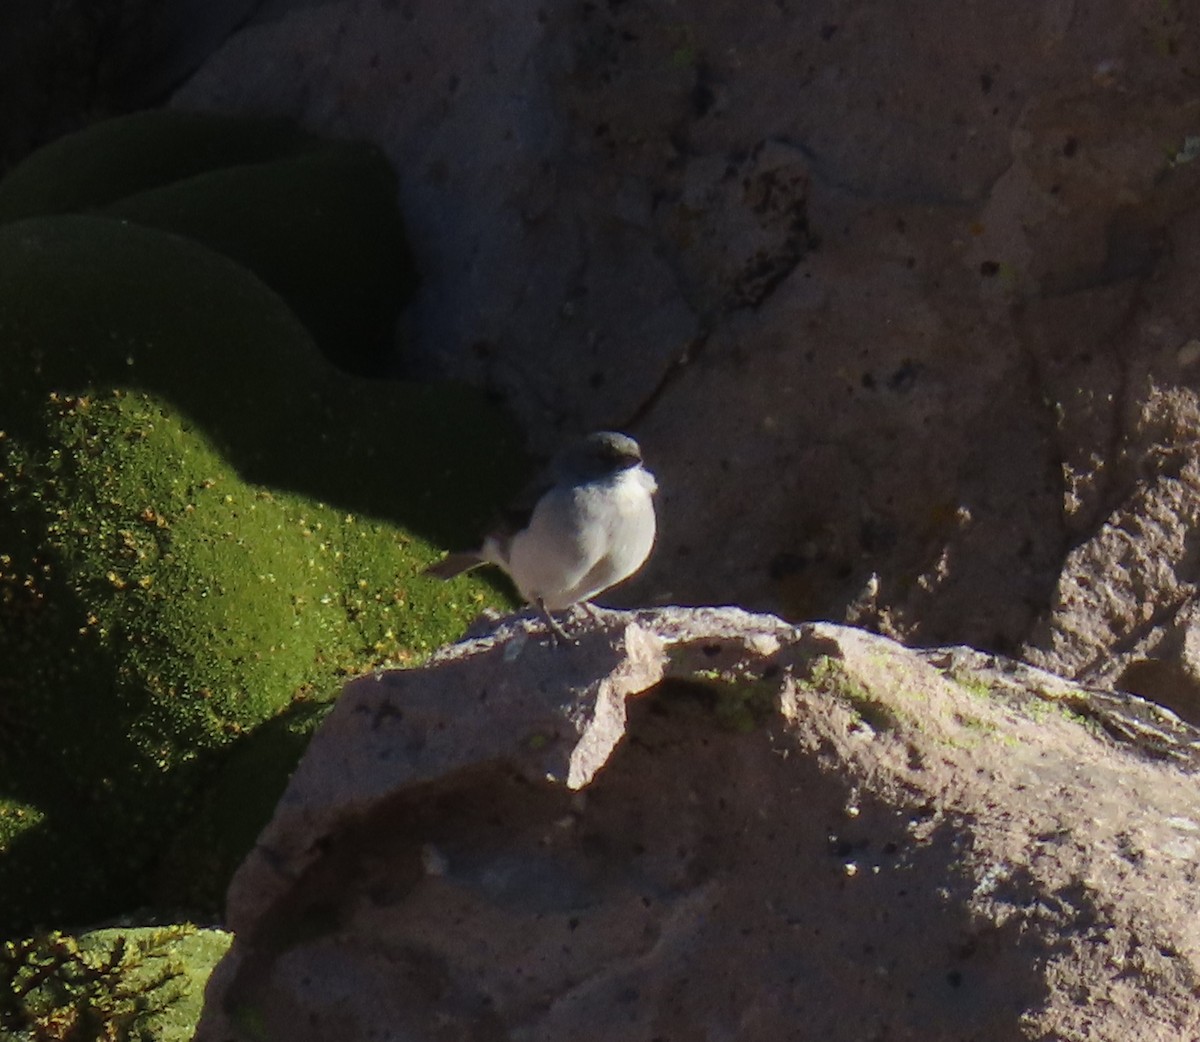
[196,607,1200,1041]
[169,0,1200,674]
[1024,386,1200,726]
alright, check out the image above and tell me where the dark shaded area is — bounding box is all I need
[0,110,418,377]
[1118,659,1200,729]
[0,0,258,174]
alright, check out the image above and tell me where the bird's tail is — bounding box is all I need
[424,551,485,579]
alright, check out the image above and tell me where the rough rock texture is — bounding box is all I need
[196,607,1200,1042]
[1023,387,1200,726]
[171,0,1200,692]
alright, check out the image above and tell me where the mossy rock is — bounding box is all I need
[0,213,526,932]
[0,924,232,1041]
[0,109,416,375]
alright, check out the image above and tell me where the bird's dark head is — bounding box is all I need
[555,430,644,481]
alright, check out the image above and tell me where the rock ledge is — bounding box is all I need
[198,606,1200,1042]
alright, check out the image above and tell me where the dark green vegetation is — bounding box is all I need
[0,108,417,377]
[0,110,526,943]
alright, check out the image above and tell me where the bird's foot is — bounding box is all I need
[537,599,577,646]
[576,601,605,623]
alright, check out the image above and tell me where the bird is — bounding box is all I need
[425,430,658,640]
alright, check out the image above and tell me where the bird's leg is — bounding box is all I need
[537,598,575,645]
[578,601,604,623]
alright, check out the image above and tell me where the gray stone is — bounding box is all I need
[1024,388,1200,725]
[171,0,1200,676]
[196,607,1200,1041]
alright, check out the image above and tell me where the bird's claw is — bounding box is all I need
[537,600,577,646]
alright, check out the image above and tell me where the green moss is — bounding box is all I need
[0,176,525,928]
[943,710,1005,749]
[0,109,317,223]
[802,655,905,733]
[0,214,519,547]
[0,924,231,1042]
[0,109,416,375]
[711,679,777,733]
[1022,695,1103,737]
[101,142,417,377]
[951,672,994,700]
[659,671,778,733]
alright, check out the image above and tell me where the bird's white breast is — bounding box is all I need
[503,465,657,610]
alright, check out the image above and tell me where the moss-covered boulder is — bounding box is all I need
[0,924,232,1041]
[0,144,524,931]
[0,109,416,376]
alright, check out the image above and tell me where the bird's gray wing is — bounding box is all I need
[565,553,620,601]
[481,471,556,559]
[425,461,555,576]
